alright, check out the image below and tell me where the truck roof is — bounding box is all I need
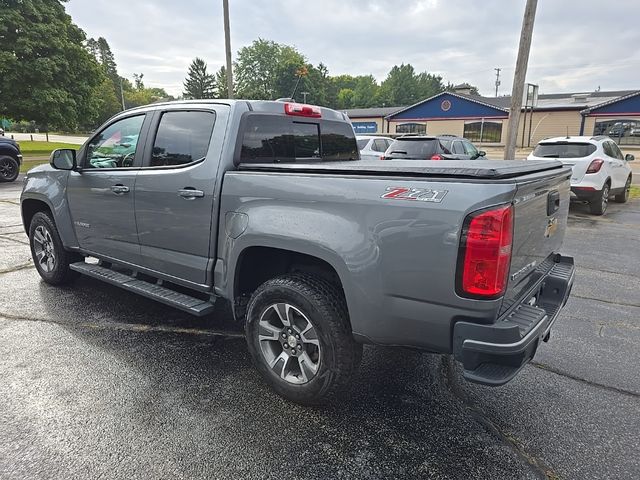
[124,99,349,122]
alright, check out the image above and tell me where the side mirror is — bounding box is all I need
[478,150,486,157]
[625,154,635,162]
[50,149,77,170]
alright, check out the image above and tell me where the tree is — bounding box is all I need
[183,58,216,99]
[213,66,229,98]
[234,39,306,100]
[96,37,118,84]
[86,36,123,124]
[133,73,144,90]
[0,0,104,130]
[377,64,447,107]
[352,75,379,108]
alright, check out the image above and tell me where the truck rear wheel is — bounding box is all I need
[245,274,362,405]
[29,212,81,285]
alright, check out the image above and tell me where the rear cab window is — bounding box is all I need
[238,114,358,163]
[532,142,596,158]
[385,138,444,159]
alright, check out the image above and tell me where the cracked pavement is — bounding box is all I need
[1,176,639,479]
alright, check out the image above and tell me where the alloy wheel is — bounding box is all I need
[0,158,17,180]
[32,225,56,273]
[258,303,321,385]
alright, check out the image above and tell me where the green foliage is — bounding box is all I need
[235,39,307,100]
[183,58,216,99]
[213,66,230,98]
[18,140,80,156]
[0,0,104,130]
[123,84,171,109]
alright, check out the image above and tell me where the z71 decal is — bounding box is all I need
[381,186,448,203]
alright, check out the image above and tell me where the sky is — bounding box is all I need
[65,0,640,99]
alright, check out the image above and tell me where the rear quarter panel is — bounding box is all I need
[218,171,517,352]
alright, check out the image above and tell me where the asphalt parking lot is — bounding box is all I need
[1,177,638,480]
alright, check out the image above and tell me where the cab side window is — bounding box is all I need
[609,142,624,160]
[463,141,479,158]
[452,141,465,155]
[603,141,617,159]
[150,111,216,167]
[372,139,387,152]
[85,115,145,168]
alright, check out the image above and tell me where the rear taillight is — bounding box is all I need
[284,102,322,118]
[430,154,443,160]
[586,158,604,174]
[458,204,514,298]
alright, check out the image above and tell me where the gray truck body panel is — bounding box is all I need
[21,100,573,358]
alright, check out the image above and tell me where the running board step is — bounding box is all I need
[70,262,215,316]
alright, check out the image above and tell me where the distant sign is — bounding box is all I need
[352,122,378,134]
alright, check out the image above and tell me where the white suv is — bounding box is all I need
[356,135,394,161]
[527,136,634,215]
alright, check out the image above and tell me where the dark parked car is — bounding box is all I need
[383,135,486,160]
[0,137,22,182]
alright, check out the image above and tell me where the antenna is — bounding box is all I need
[494,68,501,97]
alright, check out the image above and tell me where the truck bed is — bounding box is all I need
[238,159,565,180]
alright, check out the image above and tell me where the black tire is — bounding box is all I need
[245,274,362,405]
[0,155,19,183]
[29,211,82,285]
[614,176,632,203]
[589,182,610,215]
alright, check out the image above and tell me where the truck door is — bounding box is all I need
[133,106,223,286]
[66,113,150,265]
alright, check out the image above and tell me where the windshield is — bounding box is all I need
[532,142,596,159]
[386,139,440,158]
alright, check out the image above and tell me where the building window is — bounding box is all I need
[396,123,426,134]
[463,120,503,143]
[594,119,640,145]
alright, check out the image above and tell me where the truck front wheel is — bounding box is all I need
[245,274,362,405]
[29,212,81,285]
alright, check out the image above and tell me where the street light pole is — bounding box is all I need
[504,0,538,160]
[222,0,234,98]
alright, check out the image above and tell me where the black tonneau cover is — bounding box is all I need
[238,159,565,180]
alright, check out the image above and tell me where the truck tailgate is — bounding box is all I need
[500,166,572,315]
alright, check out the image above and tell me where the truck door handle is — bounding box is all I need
[110,184,130,194]
[178,188,205,199]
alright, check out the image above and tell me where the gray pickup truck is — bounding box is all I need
[21,100,575,405]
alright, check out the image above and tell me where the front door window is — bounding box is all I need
[85,115,145,168]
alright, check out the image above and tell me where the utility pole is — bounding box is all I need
[301,91,310,103]
[504,0,538,160]
[222,0,234,98]
[494,68,501,97]
[120,77,126,110]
